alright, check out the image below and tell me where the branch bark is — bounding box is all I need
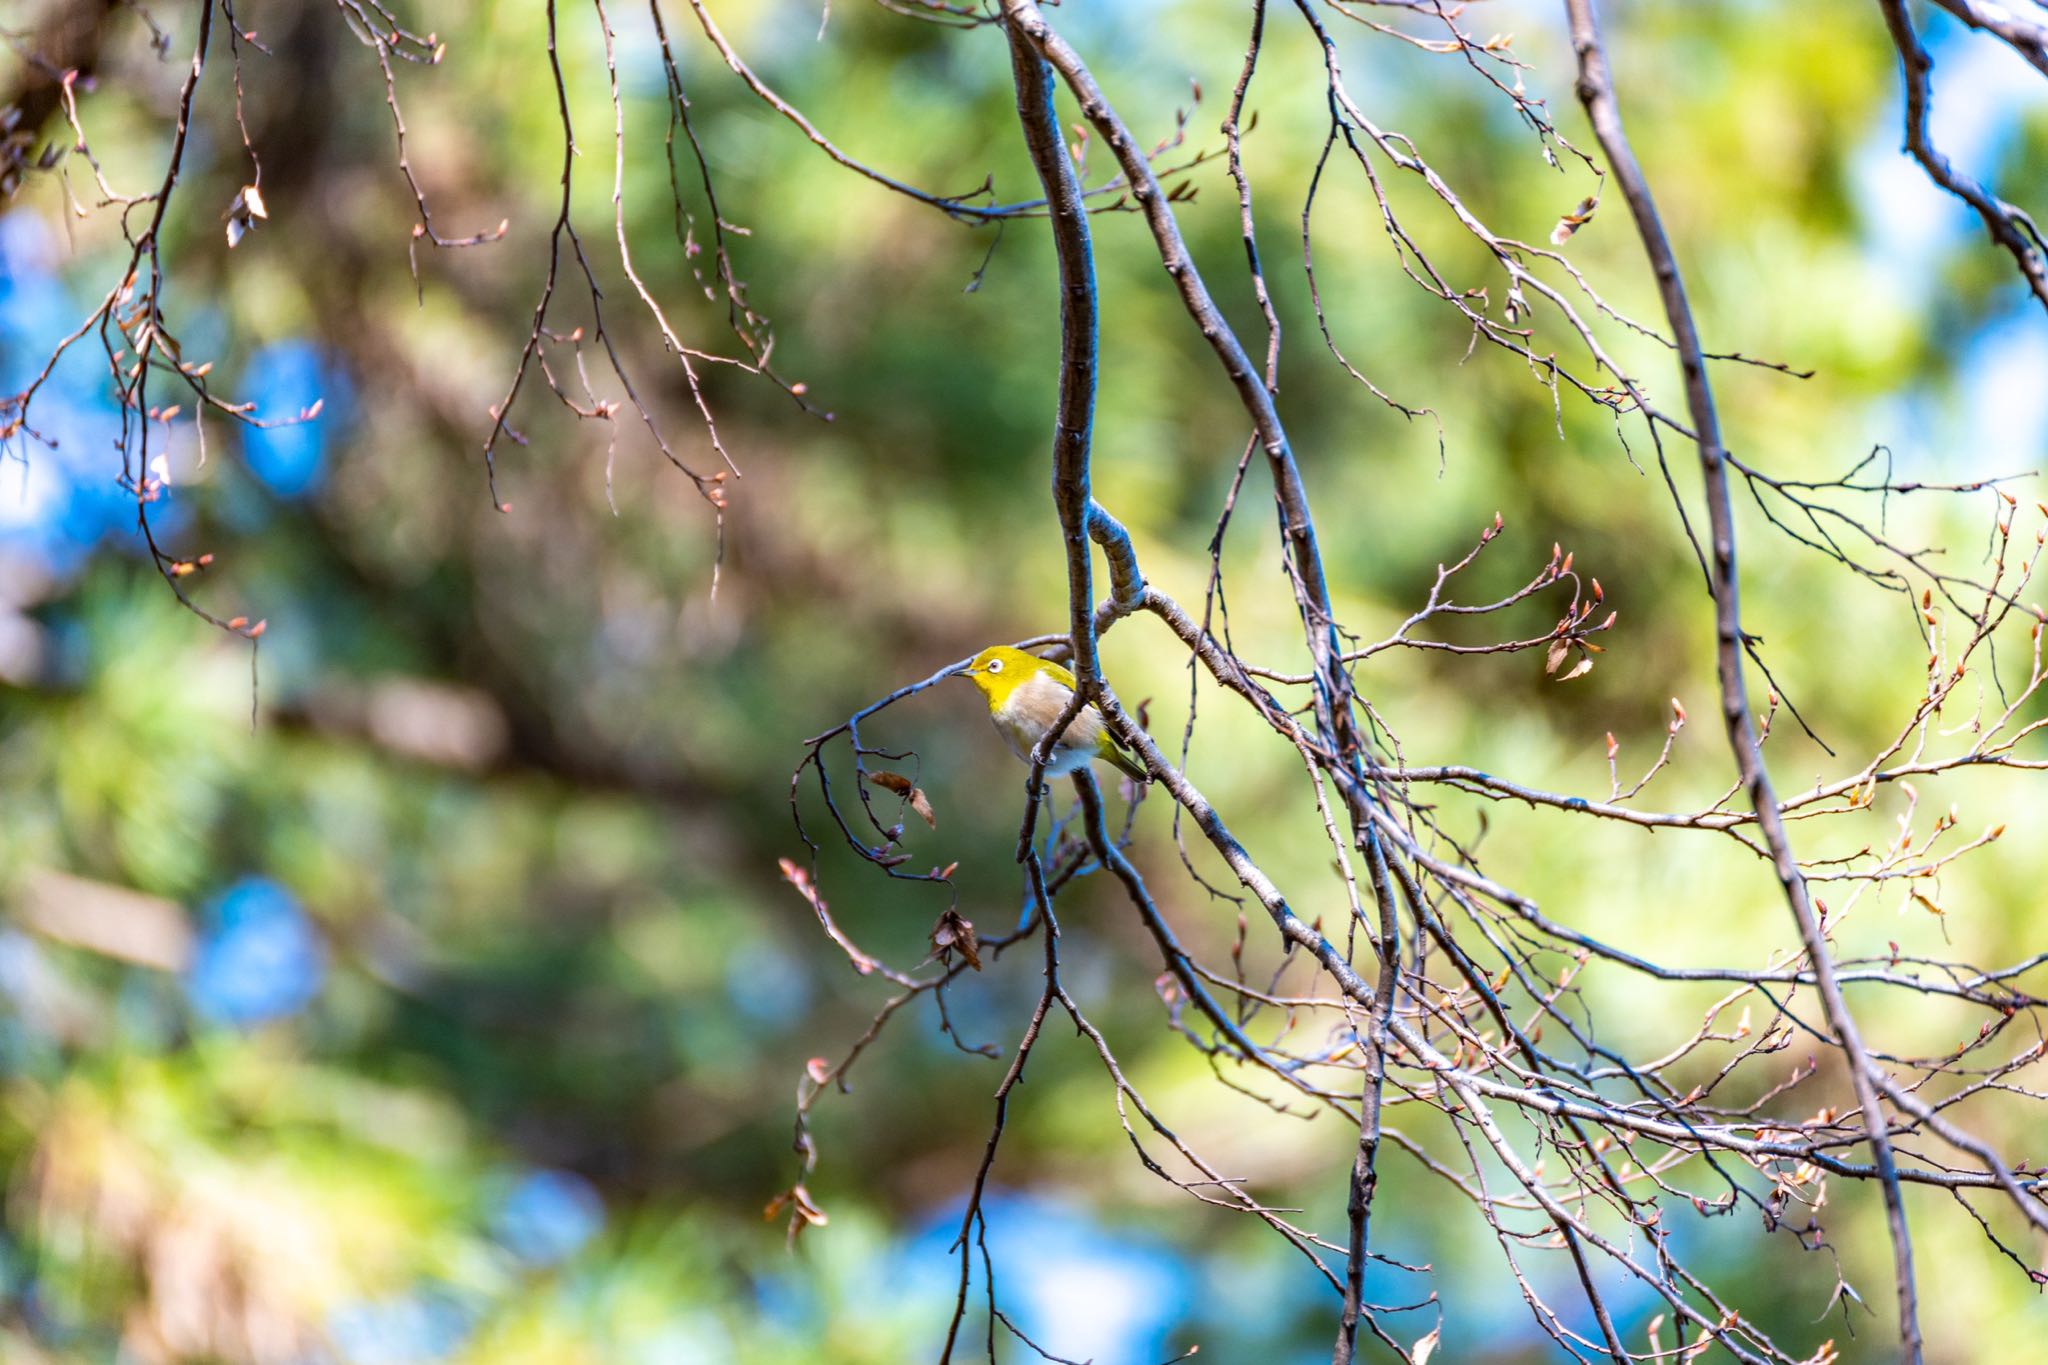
[1003,16,1103,684]
[1564,2,1924,1357]
[1878,0,2048,310]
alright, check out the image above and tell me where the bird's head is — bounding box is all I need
[956,644,1042,705]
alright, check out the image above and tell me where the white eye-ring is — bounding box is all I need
[986,657,1005,674]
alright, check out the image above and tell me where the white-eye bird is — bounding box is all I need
[956,644,1149,783]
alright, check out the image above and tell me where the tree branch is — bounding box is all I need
[1565,1,1925,1355]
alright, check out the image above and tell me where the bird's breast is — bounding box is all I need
[994,672,1102,755]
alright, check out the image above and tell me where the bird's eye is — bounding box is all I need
[986,657,1005,674]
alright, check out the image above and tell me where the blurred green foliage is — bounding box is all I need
[2,0,2046,1360]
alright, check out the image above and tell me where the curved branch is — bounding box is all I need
[1878,0,2048,310]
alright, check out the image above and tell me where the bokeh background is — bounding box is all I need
[3,0,2046,1360]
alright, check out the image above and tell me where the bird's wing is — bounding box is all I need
[1096,727,1149,782]
[1036,655,1080,692]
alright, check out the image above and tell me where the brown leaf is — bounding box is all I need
[866,770,936,829]
[930,909,982,971]
[225,183,268,249]
[1549,193,1599,246]
[1413,1326,1441,1365]
[764,1183,829,1244]
[1544,638,1570,675]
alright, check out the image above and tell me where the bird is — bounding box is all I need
[956,644,1150,784]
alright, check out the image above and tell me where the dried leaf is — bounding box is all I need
[866,770,936,828]
[1544,638,1570,675]
[225,183,267,249]
[1413,1326,1441,1365]
[1549,193,1599,245]
[930,908,982,971]
[764,1183,829,1244]
[1559,657,1594,681]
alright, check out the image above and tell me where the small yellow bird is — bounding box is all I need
[957,644,1149,783]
